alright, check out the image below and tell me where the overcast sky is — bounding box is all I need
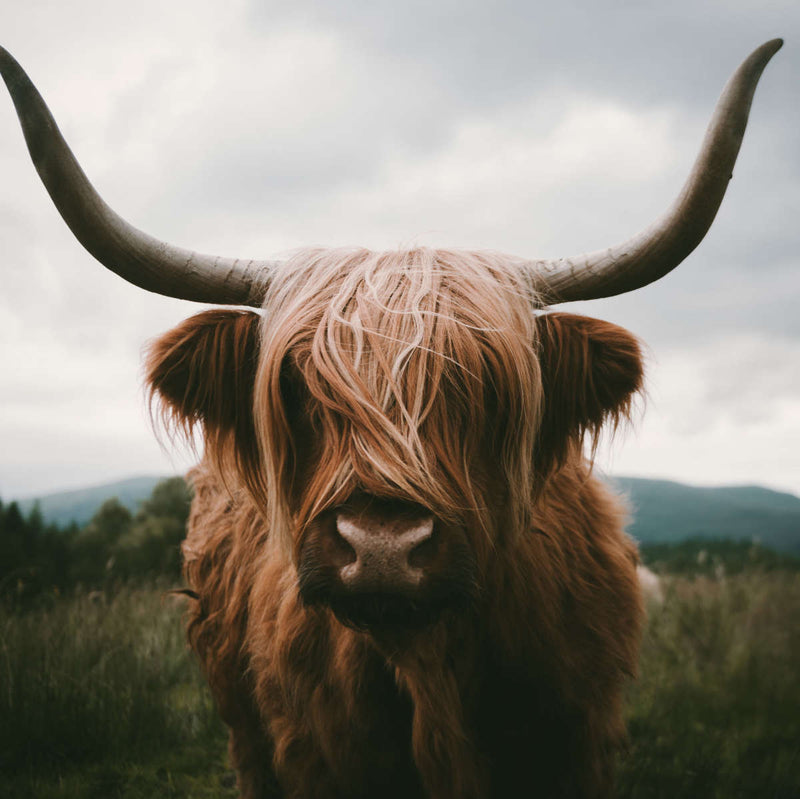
[1,0,797,500]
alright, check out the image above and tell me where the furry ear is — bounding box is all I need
[534,312,643,471]
[145,309,261,470]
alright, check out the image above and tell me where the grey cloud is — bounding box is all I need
[249,0,796,108]
[1,0,797,496]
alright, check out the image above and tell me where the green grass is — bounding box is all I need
[618,572,800,798]
[2,573,799,797]
[0,587,235,798]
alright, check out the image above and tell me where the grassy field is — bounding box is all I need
[618,572,800,798]
[2,572,799,798]
[0,587,235,799]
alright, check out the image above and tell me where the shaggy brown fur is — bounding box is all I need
[147,247,644,798]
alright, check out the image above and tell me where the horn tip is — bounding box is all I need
[757,38,784,60]
[0,44,19,66]
[0,44,14,69]
[742,38,783,80]
[0,45,26,89]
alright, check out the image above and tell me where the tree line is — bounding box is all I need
[640,537,800,577]
[0,477,191,605]
[3,478,798,607]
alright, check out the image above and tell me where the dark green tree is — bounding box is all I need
[113,478,192,580]
[138,477,192,522]
[0,501,27,583]
[71,499,133,587]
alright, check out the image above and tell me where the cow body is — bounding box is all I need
[149,248,645,798]
[184,461,641,799]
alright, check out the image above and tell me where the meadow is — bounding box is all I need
[1,569,799,798]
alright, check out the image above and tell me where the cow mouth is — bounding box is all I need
[325,585,476,634]
[326,591,442,632]
[298,574,477,635]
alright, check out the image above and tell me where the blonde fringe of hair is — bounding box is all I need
[251,247,544,556]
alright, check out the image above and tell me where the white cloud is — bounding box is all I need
[596,334,800,494]
[309,91,680,253]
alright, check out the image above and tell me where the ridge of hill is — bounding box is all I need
[16,476,166,527]
[611,477,800,554]
[11,474,800,554]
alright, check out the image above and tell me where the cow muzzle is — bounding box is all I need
[335,510,434,591]
[297,497,477,633]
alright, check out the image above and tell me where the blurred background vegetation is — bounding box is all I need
[1,477,190,603]
[1,478,799,797]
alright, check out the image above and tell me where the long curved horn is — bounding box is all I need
[0,46,275,306]
[527,39,783,304]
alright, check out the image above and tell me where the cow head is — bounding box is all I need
[145,247,643,631]
[0,41,781,633]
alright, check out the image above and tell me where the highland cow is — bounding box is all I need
[0,40,781,799]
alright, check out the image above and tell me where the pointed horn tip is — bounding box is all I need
[753,38,784,63]
[0,46,27,89]
[0,45,14,72]
[744,38,783,72]
[728,39,783,97]
[0,44,19,67]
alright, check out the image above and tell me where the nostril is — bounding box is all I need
[408,528,438,569]
[335,517,366,554]
[324,519,357,569]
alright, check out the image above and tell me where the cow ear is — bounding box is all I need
[534,312,643,471]
[145,309,261,446]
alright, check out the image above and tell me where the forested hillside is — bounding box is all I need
[614,477,800,554]
[17,476,165,527]
[14,474,800,553]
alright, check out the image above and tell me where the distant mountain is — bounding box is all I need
[12,474,800,555]
[610,477,800,555]
[17,476,167,527]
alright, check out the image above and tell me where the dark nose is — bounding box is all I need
[334,510,435,590]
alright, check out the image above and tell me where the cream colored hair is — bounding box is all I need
[252,247,544,554]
